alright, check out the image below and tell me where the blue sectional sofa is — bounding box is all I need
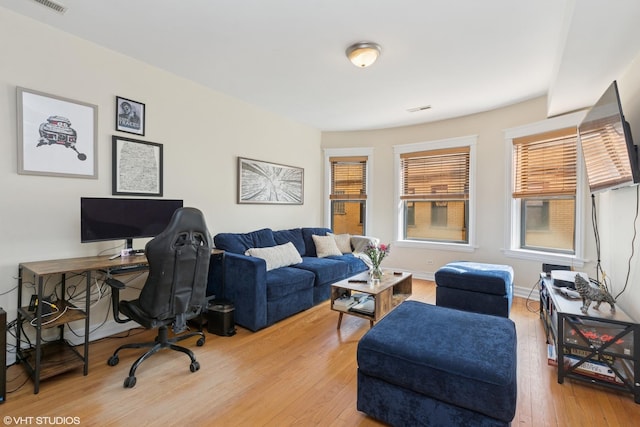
[206,227,369,331]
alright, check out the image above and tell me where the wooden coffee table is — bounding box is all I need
[330,270,412,329]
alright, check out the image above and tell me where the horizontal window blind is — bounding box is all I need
[330,156,367,200]
[580,118,635,192]
[513,127,577,198]
[400,147,470,200]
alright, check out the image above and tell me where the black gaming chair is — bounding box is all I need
[106,207,213,388]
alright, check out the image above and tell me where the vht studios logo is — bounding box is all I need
[3,416,81,425]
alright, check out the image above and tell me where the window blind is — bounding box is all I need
[400,147,470,200]
[330,156,367,200]
[512,127,577,198]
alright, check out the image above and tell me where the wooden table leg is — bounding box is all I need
[337,312,343,330]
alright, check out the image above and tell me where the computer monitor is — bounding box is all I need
[80,197,183,249]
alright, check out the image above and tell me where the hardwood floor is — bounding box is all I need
[3,279,639,426]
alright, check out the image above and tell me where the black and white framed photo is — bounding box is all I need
[17,87,98,178]
[115,96,145,135]
[112,136,163,196]
[238,157,304,204]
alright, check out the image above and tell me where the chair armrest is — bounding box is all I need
[105,278,132,324]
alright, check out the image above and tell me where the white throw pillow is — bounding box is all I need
[328,232,352,254]
[244,242,302,271]
[350,235,380,253]
[312,234,343,258]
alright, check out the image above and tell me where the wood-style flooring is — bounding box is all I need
[3,279,640,426]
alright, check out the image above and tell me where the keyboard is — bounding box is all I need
[107,264,149,275]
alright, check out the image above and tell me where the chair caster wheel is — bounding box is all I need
[190,361,200,372]
[124,376,137,388]
[107,355,119,366]
[197,337,205,346]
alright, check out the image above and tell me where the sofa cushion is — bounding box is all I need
[327,254,368,275]
[328,232,352,254]
[265,266,315,300]
[214,228,276,254]
[294,257,348,286]
[272,228,306,256]
[312,235,342,258]
[301,227,332,257]
[245,242,302,271]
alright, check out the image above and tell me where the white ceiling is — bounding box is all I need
[2,0,640,131]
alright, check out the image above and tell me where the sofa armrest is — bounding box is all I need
[222,252,268,331]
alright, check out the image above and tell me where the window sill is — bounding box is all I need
[395,240,477,253]
[502,248,586,268]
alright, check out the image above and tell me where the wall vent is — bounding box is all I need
[31,0,67,14]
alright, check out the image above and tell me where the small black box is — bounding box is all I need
[206,300,236,336]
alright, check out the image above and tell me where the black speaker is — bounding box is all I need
[1,307,6,404]
[206,300,236,336]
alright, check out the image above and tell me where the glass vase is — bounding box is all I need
[371,266,383,282]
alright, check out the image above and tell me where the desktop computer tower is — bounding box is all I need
[1,307,6,403]
[206,300,236,336]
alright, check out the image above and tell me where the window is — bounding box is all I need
[512,127,577,253]
[326,151,370,235]
[505,111,586,265]
[395,136,475,247]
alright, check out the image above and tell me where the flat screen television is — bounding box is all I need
[578,80,640,193]
[80,197,183,249]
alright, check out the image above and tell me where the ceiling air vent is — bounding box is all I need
[407,105,432,113]
[31,0,67,14]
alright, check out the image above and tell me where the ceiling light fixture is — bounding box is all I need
[346,42,381,68]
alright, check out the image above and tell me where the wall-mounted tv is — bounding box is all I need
[80,197,183,249]
[578,80,640,193]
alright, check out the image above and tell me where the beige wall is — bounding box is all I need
[322,97,600,296]
[0,8,321,351]
[598,57,640,321]
[2,5,640,360]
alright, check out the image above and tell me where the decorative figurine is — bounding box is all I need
[574,273,616,314]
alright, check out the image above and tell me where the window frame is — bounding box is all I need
[393,135,477,251]
[503,111,587,266]
[324,147,373,235]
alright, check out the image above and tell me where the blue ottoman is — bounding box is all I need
[357,301,517,427]
[435,261,514,317]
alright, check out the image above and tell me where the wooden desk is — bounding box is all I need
[17,249,224,393]
[17,255,150,393]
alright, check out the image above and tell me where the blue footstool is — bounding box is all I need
[357,301,517,427]
[435,261,514,317]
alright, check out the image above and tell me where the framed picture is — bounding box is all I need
[115,96,145,135]
[238,157,304,204]
[112,136,163,196]
[17,87,98,178]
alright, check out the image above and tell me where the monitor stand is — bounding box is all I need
[108,239,136,260]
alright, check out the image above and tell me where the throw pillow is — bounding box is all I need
[351,235,380,253]
[312,234,342,258]
[244,242,302,271]
[328,232,352,254]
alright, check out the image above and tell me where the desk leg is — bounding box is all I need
[83,271,91,376]
[337,312,343,330]
[34,275,43,394]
